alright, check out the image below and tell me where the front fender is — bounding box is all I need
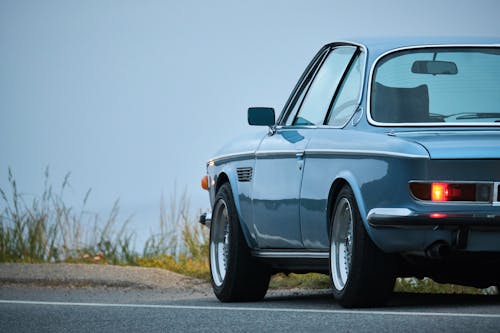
[211,164,258,249]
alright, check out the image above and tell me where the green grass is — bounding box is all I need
[0,168,497,295]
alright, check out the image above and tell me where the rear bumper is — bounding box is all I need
[367,208,500,253]
[367,208,500,229]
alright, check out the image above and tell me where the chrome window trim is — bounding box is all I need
[279,41,368,129]
[367,44,500,128]
[324,43,368,129]
[389,130,500,136]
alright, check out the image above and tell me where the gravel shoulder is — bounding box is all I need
[0,263,212,298]
[0,263,332,301]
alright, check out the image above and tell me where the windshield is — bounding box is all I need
[370,47,500,125]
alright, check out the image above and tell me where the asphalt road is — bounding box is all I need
[1,285,500,333]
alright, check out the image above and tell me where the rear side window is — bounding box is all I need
[293,46,357,126]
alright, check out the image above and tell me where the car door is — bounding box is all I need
[251,45,358,249]
[300,47,365,249]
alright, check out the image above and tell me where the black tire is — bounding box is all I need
[329,185,395,308]
[209,183,270,302]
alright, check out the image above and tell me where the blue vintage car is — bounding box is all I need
[201,37,500,307]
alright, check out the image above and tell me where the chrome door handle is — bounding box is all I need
[296,152,305,170]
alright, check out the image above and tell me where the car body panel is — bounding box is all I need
[251,128,311,248]
[392,131,500,159]
[205,38,500,277]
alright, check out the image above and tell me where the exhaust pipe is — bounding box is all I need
[425,241,451,259]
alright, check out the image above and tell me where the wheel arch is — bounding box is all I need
[215,172,230,195]
[214,171,241,214]
[213,169,256,249]
[326,174,369,239]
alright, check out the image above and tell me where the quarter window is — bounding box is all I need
[327,53,363,126]
[293,46,357,126]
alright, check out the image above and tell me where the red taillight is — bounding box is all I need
[431,183,449,202]
[410,181,483,202]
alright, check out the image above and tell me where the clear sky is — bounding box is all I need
[1,0,499,245]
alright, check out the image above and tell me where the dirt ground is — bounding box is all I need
[0,263,211,297]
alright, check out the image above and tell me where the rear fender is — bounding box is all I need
[329,171,374,240]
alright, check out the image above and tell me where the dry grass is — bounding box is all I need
[394,277,497,295]
[0,167,208,272]
[0,168,135,264]
[270,273,331,290]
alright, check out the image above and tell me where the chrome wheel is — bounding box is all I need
[331,197,354,291]
[210,199,230,287]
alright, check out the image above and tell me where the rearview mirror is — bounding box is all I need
[248,107,275,127]
[411,60,458,75]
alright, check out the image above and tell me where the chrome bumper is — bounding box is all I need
[367,208,500,228]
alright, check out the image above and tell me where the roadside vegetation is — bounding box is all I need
[0,168,497,294]
[0,168,208,276]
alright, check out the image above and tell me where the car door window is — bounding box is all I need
[283,49,329,126]
[293,46,357,126]
[327,52,364,127]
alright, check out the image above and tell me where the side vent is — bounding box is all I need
[237,167,253,182]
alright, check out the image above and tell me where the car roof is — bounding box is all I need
[340,36,500,55]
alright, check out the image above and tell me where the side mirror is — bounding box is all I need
[248,107,275,127]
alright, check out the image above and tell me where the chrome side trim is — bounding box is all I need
[367,44,500,128]
[306,149,428,159]
[255,150,304,158]
[252,251,329,259]
[209,148,429,165]
[209,151,255,165]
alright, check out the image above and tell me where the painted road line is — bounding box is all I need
[1,299,500,319]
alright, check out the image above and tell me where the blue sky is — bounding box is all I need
[1,0,499,245]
